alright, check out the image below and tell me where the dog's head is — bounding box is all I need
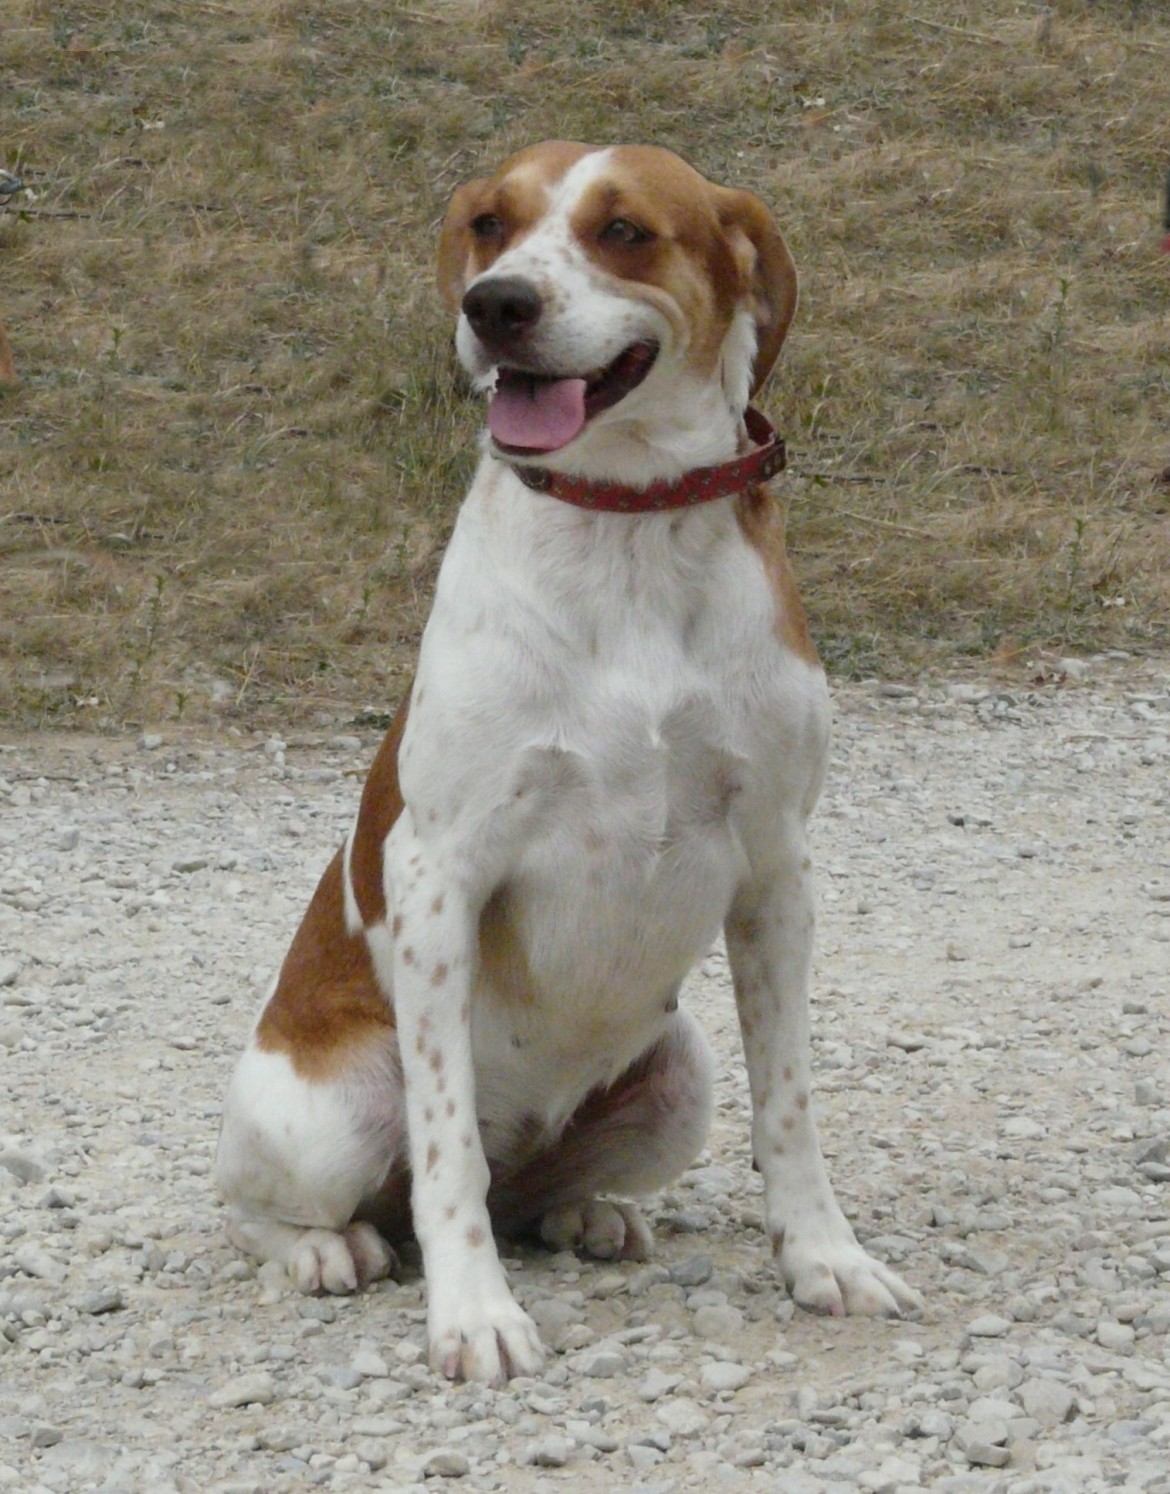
[438,143,797,479]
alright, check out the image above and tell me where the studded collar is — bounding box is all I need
[507,407,786,513]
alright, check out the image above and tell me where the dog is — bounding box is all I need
[215,141,921,1385]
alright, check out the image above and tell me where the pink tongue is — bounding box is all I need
[488,376,587,452]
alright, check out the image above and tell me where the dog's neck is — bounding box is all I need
[501,408,784,514]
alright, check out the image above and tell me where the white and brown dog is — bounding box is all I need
[215,141,920,1385]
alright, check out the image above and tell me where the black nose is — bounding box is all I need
[462,276,543,349]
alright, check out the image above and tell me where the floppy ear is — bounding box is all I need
[716,188,798,397]
[436,179,488,313]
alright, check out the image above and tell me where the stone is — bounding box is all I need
[966,1314,1012,1339]
[1095,1319,1135,1352]
[670,1254,713,1287]
[699,1360,751,1393]
[422,1449,470,1478]
[655,1397,709,1437]
[207,1372,277,1408]
[576,1347,625,1377]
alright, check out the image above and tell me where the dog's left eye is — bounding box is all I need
[471,213,504,241]
[599,217,653,246]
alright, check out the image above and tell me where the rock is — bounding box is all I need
[638,1368,683,1402]
[423,1449,471,1477]
[692,1303,744,1338]
[1095,1319,1135,1352]
[0,1148,45,1184]
[670,1254,713,1287]
[68,1286,124,1315]
[13,1245,65,1284]
[1018,1380,1075,1428]
[859,1455,923,1490]
[966,1314,1012,1339]
[699,1360,751,1393]
[207,1372,277,1408]
[655,1397,709,1437]
[575,1347,625,1378]
[522,1435,572,1467]
[955,1417,1011,1468]
[351,1348,390,1378]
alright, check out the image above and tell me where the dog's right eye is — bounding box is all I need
[599,217,653,246]
[470,213,504,241]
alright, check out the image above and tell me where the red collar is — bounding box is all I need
[508,407,785,513]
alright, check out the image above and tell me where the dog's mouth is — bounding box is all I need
[488,342,659,456]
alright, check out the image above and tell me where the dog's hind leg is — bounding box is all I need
[488,1007,715,1259]
[215,1031,405,1294]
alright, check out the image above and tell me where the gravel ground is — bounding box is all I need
[2,658,1169,1494]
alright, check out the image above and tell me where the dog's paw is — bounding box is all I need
[539,1198,652,1261]
[776,1230,923,1319]
[429,1294,545,1386]
[286,1223,398,1296]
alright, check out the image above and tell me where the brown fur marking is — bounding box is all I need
[349,692,410,927]
[735,486,819,665]
[254,849,394,1079]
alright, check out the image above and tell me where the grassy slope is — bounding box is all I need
[2,0,1168,729]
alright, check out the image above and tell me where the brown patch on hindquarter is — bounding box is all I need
[254,690,411,1077]
[735,486,819,665]
[254,849,395,1078]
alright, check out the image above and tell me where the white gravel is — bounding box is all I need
[2,657,1169,1494]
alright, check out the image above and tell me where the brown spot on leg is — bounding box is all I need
[796,1091,809,1111]
[430,962,448,987]
[782,1066,793,1083]
[392,914,403,937]
[425,1142,440,1173]
[431,893,444,914]
[782,1115,795,1131]
[466,1225,486,1248]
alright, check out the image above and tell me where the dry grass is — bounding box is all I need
[2,0,1168,729]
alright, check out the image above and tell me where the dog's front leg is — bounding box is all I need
[726,834,922,1319]
[384,812,544,1385]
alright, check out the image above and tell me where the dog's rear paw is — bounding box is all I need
[539,1198,652,1261]
[287,1222,398,1295]
[777,1231,922,1319]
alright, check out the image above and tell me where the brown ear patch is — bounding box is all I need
[716,188,798,396]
